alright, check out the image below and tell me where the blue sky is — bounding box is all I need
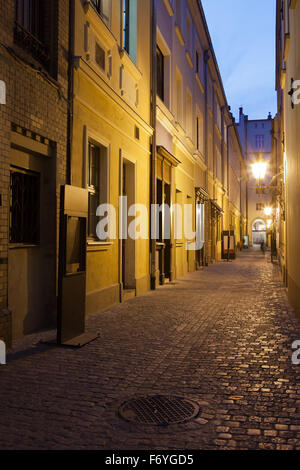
[201,0,277,121]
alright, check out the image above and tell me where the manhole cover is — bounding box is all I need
[119,395,200,426]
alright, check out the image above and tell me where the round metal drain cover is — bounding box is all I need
[119,395,200,426]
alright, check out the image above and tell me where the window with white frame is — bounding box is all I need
[88,141,108,239]
[156,30,171,108]
[123,0,137,63]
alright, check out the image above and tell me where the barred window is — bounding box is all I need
[14,0,55,72]
[10,168,40,245]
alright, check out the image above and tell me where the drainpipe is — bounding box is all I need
[227,122,235,229]
[67,0,75,186]
[204,49,210,265]
[150,0,157,290]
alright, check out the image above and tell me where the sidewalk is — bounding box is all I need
[0,250,300,450]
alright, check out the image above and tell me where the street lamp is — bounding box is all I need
[251,161,268,181]
[264,206,273,217]
[251,157,268,196]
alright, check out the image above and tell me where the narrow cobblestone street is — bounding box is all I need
[0,250,300,450]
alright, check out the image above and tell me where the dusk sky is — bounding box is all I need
[201,0,277,122]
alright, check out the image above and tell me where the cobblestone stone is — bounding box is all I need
[0,250,300,450]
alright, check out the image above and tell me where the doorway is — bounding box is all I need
[121,159,136,290]
[8,141,56,339]
[252,219,267,246]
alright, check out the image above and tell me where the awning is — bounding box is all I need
[157,146,181,167]
[211,200,224,218]
[195,187,209,202]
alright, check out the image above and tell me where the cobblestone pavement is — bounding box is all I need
[1,250,300,450]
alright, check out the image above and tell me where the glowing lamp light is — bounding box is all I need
[267,219,272,229]
[251,161,268,181]
[264,206,273,217]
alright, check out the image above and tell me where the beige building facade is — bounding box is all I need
[0,0,248,344]
[155,0,247,286]
[71,0,153,312]
[275,0,300,318]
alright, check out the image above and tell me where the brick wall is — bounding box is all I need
[0,309,12,349]
[0,1,69,342]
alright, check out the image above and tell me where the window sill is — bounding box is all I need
[87,240,113,252]
[156,96,174,122]
[9,243,39,250]
[119,48,142,82]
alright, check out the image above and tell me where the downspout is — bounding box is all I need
[203,49,210,265]
[227,123,234,230]
[150,0,157,289]
[67,0,75,186]
[245,118,249,239]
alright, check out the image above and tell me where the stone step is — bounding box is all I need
[122,289,136,302]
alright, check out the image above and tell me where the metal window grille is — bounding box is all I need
[14,0,50,68]
[10,168,40,244]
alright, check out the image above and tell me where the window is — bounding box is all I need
[196,50,200,74]
[14,0,52,71]
[123,0,137,63]
[157,45,164,102]
[176,0,182,28]
[95,43,105,70]
[176,71,183,124]
[255,135,265,150]
[186,14,192,53]
[10,167,40,244]
[207,75,213,109]
[216,98,222,131]
[88,143,101,238]
[196,114,204,154]
[186,90,192,137]
[87,141,108,239]
[216,147,222,181]
[91,0,111,26]
[123,0,130,52]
